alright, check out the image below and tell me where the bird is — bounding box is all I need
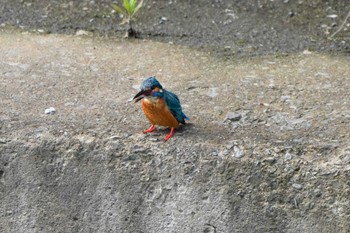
[133,76,189,141]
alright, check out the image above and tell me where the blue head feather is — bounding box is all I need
[140,76,163,91]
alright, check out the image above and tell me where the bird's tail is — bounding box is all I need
[182,112,190,123]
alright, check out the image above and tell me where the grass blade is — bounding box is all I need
[123,0,131,15]
[130,0,137,12]
[111,3,126,16]
[134,0,143,15]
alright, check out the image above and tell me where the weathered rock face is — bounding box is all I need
[1,32,350,232]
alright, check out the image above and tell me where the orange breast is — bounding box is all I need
[141,98,179,128]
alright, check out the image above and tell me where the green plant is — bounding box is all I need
[112,0,144,38]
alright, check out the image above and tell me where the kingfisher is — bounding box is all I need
[133,77,189,141]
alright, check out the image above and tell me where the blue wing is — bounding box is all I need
[163,89,189,124]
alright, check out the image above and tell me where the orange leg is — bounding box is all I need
[164,127,175,141]
[143,125,156,134]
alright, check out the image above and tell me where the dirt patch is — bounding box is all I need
[0,0,349,57]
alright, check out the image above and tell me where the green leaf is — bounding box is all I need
[130,0,137,12]
[111,3,126,16]
[123,0,132,15]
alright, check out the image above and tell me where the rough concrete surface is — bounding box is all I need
[1,30,350,233]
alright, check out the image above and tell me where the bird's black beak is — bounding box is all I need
[133,90,146,103]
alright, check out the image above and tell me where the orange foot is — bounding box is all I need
[143,125,156,134]
[164,127,175,141]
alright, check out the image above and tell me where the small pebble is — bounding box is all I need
[341,154,350,164]
[159,17,168,24]
[44,107,56,115]
[110,142,120,150]
[280,95,291,102]
[132,146,147,153]
[148,138,159,142]
[268,167,277,174]
[284,152,292,160]
[0,138,8,144]
[326,14,338,19]
[233,146,244,158]
[292,183,302,190]
[225,112,242,122]
[110,135,122,140]
[288,10,294,17]
[207,88,218,98]
[303,49,312,55]
[313,188,322,197]
[76,30,89,36]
